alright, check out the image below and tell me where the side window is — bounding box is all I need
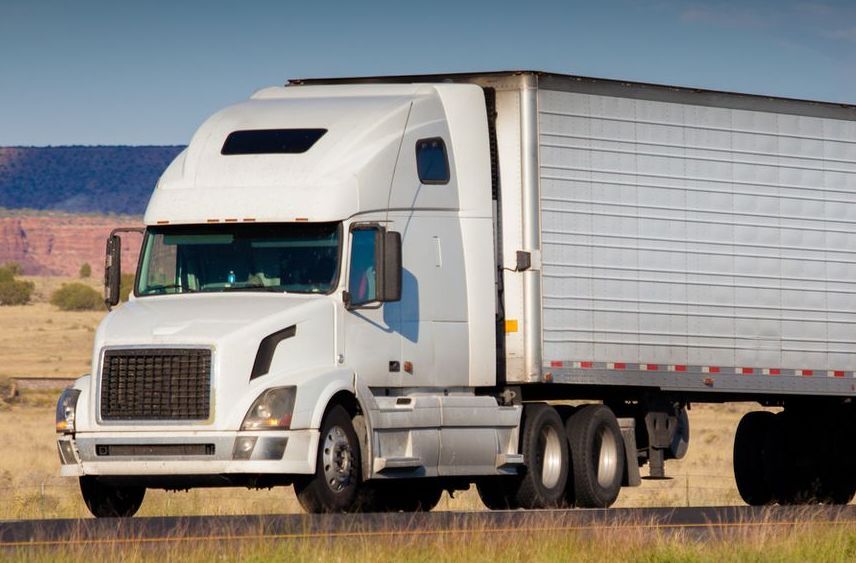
[348,228,379,305]
[416,138,450,184]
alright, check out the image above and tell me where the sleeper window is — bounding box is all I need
[416,138,450,184]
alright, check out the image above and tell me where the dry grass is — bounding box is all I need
[0,276,104,378]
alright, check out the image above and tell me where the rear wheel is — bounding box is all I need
[79,477,145,518]
[566,404,624,508]
[514,404,570,509]
[295,405,362,513]
[733,411,776,505]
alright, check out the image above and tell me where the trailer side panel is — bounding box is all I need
[538,86,856,386]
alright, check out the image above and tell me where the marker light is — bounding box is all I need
[55,388,81,434]
[241,387,296,431]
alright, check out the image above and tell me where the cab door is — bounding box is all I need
[342,223,400,388]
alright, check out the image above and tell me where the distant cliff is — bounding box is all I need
[0,146,184,215]
[0,213,143,277]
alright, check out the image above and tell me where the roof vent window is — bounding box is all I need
[221,129,327,155]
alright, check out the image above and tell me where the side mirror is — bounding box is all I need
[104,235,121,309]
[379,231,401,302]
[103,227,144,311]
[344,226,402,310]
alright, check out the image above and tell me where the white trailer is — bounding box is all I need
[56,71,856,515]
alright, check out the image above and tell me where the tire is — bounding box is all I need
[514,404,570,509]
[294,405,362,513]
[815,414,856,505]
[476,477,521,510]
[566,404,624,508]
[765,409,856,506]
[79,477,145,518]
[764,412,819,505]
[816,462,856,505]
[733,411,776,505]
[669,407,690,460]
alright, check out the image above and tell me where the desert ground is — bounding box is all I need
[1,277,758,520]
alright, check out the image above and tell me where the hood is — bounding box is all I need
[89,292,339,431]
[97,292,328,346]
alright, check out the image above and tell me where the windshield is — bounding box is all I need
[136,223,341,296]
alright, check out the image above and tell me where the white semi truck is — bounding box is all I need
[56,71,856,516]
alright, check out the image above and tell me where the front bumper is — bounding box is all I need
[57,429,319,478]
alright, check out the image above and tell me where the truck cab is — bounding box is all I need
[57,82,523,515]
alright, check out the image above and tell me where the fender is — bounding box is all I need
[69,374,94,432]
[289,369,379,480]
[288,367,355,430]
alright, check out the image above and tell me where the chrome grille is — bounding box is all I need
[100,348,211,421]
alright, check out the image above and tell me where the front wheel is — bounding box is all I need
[294,405,362,513]
[79,477,145,518]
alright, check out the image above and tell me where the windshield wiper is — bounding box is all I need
[221,284,282,293]
[146,284,195,294]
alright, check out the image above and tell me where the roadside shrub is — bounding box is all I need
[0,279,34,305]
[50,283,104,311]
[120,273,135,302]
[3,262,21,276]
[0,262,21,282]
[79,263,92,278]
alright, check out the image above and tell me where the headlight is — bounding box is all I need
[56,388,81,434]
[241,387,296,431]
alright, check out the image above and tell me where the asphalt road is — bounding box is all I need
[2,506,856,548]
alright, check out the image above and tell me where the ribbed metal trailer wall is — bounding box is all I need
[537,79,856,396]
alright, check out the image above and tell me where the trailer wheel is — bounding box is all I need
[566,404,624,508]
[79,477,145,518]
[733,411,776,505]
[295,404,362,513]
[816,462,856,505]
[514,404,570,508]
[763,412,822,505]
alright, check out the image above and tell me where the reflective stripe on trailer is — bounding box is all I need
[543,362,853,378]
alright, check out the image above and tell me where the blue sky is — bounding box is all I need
[2,0,855,146]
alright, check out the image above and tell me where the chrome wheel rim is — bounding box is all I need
[322,425,354,492]
[596,426,619,488]
[540,425,563,489]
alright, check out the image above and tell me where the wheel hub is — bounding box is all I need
[540,426,563,489]
[323,425,354,492]
[596,427,619,488]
